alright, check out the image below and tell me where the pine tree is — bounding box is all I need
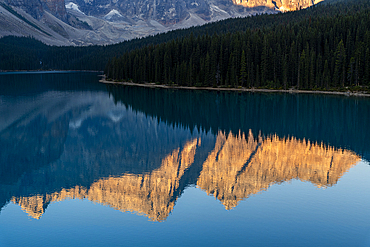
[240,50,247,87]
[333,40,346,87]
[323,60,330,89]
[365,48,370,85]
[282,54,288,90]
[309,50,315,89]
[347,57,355,86]
[204,52,211,86]
[256,64,260,88]
[261,37,269,87]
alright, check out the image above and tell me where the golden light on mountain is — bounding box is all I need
[11,186,88,219]
[197,130,360,210]
[232,0,324,12]
[12,196,49,219]
[87,138,200,221]
[11,131,360,221]
[12,138,200,221]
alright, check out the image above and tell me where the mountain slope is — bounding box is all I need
[0,0,322,45]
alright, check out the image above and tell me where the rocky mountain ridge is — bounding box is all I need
[0,0,323,45]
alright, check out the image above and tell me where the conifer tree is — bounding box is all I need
[240,50,247,87]
[334,40,346,87]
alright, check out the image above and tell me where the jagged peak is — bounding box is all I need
[104,9,123,20]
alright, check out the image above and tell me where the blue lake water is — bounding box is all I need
[0,72,369,246]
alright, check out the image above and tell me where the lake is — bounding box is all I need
[0,72,369,247]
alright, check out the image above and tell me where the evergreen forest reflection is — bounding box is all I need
[0,72,367,222]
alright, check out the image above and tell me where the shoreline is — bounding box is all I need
[99,77,370,97]
[0,70,103,74]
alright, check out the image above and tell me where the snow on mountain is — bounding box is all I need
[103,9,128,22]
[104,9,122,19]
[65,2,84,14]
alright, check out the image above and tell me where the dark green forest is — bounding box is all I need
[1,1,343,71]
[1,0,369,90]
[105,0,370,90]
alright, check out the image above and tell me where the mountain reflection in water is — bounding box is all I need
[5,129,360,221]
[0,73,364,222]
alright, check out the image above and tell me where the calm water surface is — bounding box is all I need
[0,72,369,246]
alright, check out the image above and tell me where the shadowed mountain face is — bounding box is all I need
[0,72,365,221]
[4,0,67,21]
[2,0,314,27]
[0,0,324,45]
[0,114,69,184]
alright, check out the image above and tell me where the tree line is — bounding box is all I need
[105,0,370,90]
[1,0,366,77]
